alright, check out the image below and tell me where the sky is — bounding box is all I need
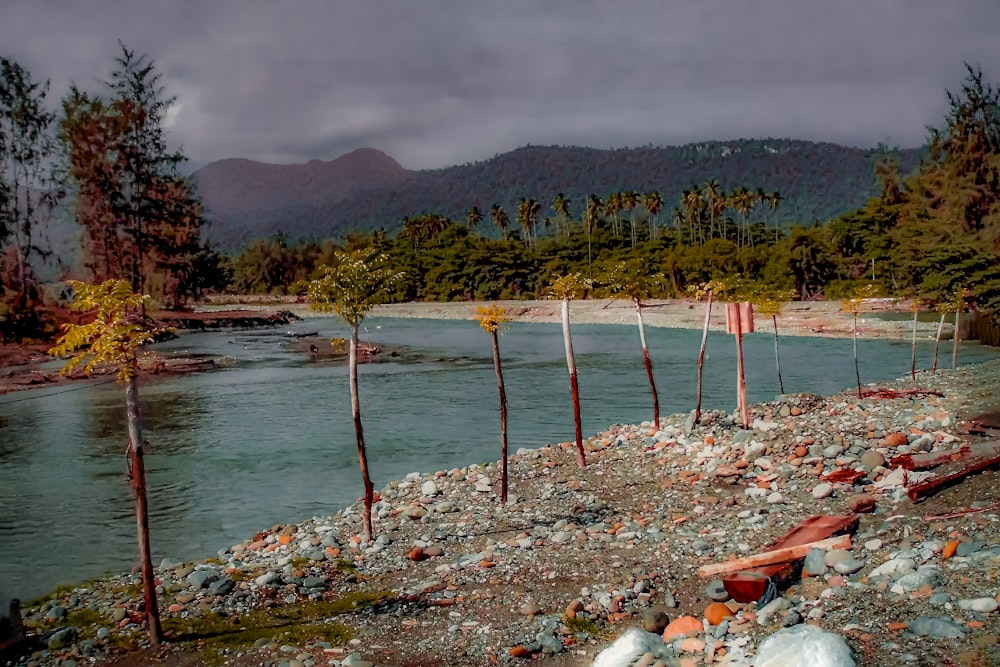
[3,0,999,170]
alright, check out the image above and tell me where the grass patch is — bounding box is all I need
[563,615,607,638]
[163,590,393,666]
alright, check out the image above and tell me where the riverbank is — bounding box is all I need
[7,359,1000,666]
[199,297,943,341]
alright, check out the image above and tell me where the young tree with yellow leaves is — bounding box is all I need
[690,280,725,424]
[478,305,510,505]
[308,248,403,542]
[749,284,795,395]
[601,259,666,429]
[48,279,164,645]
[547,273,592,469]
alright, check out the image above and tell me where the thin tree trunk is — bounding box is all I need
[635,298,659,429]
[735,303,749,429]
[125,375,161,645]
[694,291,713,423]
[932,312,945,374]
[491,330,509,506]
[350,324,375,541]
[853,314,862,398]
[952,311,960,370]
[561,299,586,468]
[772,314,785,394]
[910,309,919,380]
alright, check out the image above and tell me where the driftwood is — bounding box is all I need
[923,504,1000,521]
[698,534,852,578]
[859,388,944,400]
[891,440,1000,471]
[907,453,1000,502]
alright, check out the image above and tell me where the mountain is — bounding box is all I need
[193,139,923,250]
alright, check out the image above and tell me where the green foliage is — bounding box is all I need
[307,248,404,326]
[599,258,668,300]
[48,279,158,381]
[547,272,592,300]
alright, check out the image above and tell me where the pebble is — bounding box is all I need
[811,482,833,499]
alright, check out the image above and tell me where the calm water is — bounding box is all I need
[1,317,997,601]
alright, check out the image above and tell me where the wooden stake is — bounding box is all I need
[697,534,852,578]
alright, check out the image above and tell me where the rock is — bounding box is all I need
[956,541,985,557]
[958,598,999,613]
[864,539,883,551]
[593,628,670,667]
[885,432,909,447]
[208,578,235,596]
[757,597,792,626]
[301,576,325,589]
[705,579,729,602]
[755,624,855,667]
[408,546,426,561]
[47,626,78,650]
[833,557,865,575]
[870,558,915,578]
[662,615,703,640]
[907,616,967,638]
[642,608,670,634]
[804,549,828,576]
[704,602,734,626]
[187,569,219,589]
[849,494,877,513]
[678,637,706,652]
[812,482,834,499]
[424,545,444,558]
[421,480,438,496]
[892,566,943,593]
[519,600,542,616]
[860,450,885,470]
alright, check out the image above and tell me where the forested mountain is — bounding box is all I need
[195,139,922,250]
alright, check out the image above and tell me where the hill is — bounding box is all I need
[193,139,923,250]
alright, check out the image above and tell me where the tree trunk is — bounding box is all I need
[694,291,713,423]
[772,314,785,394]
[910,309,919,380]
[635,298,659,429]
[491,330,509,506]
[350,324,375,541]
[561,299,586,468]
[853,314,862,398]
[735,303,749,429]
[952,311,960,370]
[932,312,945,374]
[125,376,162,645]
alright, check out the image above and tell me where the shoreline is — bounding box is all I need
[8,359,1000,666]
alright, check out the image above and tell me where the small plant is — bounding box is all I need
[478,305,511,505]
[748,284,796,394]
[689,280,725,424]
[547,273,593,469]
[840,283,882,397]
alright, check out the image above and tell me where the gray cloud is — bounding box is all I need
[3,0,998,169]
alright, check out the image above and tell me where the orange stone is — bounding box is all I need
[704,602,735,626]
[168,603,184,613]
[943,540,959,559]
[885,432,909,447]
[888,622,908,632]
[795,446,809,458]
[407,547,425,561]
[277,534,292,545]
[663,615,704,641]
[508,645,530,658]
[704,435,715,445]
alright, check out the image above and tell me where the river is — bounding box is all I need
[1,317,996,602]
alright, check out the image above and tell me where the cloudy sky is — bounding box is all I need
[4,1,998,170]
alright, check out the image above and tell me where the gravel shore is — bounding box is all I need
[7,354,1000,666]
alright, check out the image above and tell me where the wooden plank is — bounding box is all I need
[698,534,852,578]
[907,453,1000,502]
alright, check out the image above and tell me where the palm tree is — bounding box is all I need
[552,193,571,237]
[602,260,663,428]
[400,215,423,250]
[704,180,724,241]
[466,206,483,232]
[585,194,601,275]
[308,249,404,542]
[683,187,705,245]
[478,305,510,505]
[766,191,782,243]
[547,273,591,469]
[490,203,509,240]
[516,197,540,247]
[423,213,448,240]
[49,280,164,645]
[621,190,639,247]
[731,187,754,249]
[605,192,623,236]
[643,191,663,240]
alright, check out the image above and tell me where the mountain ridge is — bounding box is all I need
[194,139,923,250]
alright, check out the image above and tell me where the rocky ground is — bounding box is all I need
[6,357,1000,667]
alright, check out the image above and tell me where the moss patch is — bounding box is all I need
[163,590,393,666]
